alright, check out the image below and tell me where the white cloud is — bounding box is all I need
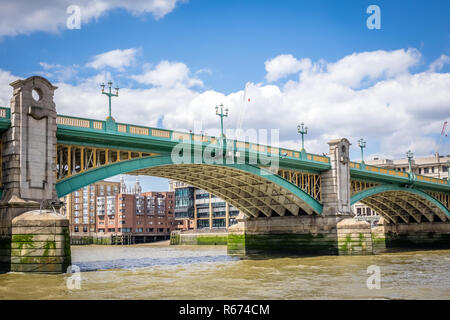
[38,62,79,82]
[322,48,421,88]
[0,48,449,160]
[0,69,17,107]
[131,60,203,88]
[0,0,184,38]
[265,54,312,82]
[429,54,450,72]
[86,48,138,71]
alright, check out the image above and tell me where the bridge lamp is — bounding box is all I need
[297,123,308,152]
[358,138,366,164]
[406,150,414,173]
[215,103,228,139]
[101,80,119,120]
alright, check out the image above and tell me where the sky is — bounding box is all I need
[0,0,449,191]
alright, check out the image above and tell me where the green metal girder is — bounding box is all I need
[350,168,450,192]
[56,155,324,214]
[351,184,450,218]
[0,120,10,133]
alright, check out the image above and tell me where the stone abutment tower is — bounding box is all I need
[0,76,70,273]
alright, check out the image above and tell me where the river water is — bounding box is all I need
[0,242,449,300]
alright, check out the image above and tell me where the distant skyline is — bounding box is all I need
[0,0,449,191]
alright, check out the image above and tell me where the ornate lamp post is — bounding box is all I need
[101,80,119,121]
[297,122,308,152]
[215,104,228,139]
[358,138,366,164]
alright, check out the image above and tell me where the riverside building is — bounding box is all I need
[61,180,120,236]
[62,177,176,242]
[169,180,240,230]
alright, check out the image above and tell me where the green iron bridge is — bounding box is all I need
[0,76,450,274]
[0,104,448,224]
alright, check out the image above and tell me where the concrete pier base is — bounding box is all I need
[8,210,71,273]
[227,215,342,256]
[0,196,41,273]
[336,218,373,255]
[371,225,387,254]
[383,221,450,249]
[170,230,228,245]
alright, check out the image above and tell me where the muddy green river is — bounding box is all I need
[0,242,449,299]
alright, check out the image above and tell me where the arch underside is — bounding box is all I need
[360,190,449,224]
[128,164,318,218]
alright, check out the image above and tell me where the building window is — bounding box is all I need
[197,219,209,229]
[424,168,429,174]
[83,225,88,233]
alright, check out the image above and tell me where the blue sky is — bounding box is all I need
[0,0,449,191]
[2,0,449,92]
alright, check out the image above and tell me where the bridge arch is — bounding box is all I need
[351,185,450,224]
[56,155,323,218]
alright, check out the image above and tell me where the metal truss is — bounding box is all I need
[56,144,157,181]
[361,190,448,224]
[129,164,318,218]
[277,169,321,202]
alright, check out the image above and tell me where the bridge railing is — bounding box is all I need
[0,106,10,119]
[55,113,331,166]
[350,161,450,188]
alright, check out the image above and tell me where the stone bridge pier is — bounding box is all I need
[228,139,375,256]
[0,76,70,273]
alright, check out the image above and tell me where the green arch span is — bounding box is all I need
[351,184,450,218]
[56,155,323,214]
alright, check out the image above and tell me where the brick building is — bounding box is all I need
[61,180,120,236]
[62,177,176,242]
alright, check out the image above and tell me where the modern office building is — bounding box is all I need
[170,180,240,230]
[352,152,450,225]
[174,185,196,230]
